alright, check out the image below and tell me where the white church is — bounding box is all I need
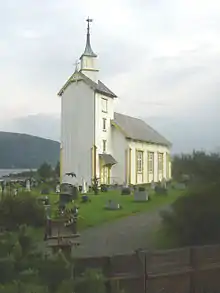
[58,19,172,186]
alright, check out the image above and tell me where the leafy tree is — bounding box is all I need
[160,182,220,247]
[38,163,53,181]
[172,151,220,184]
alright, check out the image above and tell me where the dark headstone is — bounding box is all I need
[41,189,49,195]
[100,184,108,192]
[155,185,167,195]
[60,183,78,200]
[81,195,90,203]
[121,187,131,195]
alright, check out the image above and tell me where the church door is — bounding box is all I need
[101,166,109,184]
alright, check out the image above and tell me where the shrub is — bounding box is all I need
[138,186,145,192]
[160,182,220,247]
[0,192,45,230]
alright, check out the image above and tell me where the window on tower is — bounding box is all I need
[102,140,107,153]
[101,98,108,113]
[102,118,107,131]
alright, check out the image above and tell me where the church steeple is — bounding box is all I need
[80,17,99,82]
[81,17,97,58]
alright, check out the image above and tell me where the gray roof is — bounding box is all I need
[80,32,97,58]
[113,112,171,147]
[99,154,117,166]
[58,71,117,98]
[80,73,117,98]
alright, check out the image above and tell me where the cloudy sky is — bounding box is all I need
[0,0,219,153]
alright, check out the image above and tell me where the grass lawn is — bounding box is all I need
[43,188,184,231]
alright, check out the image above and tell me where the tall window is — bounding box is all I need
[102,140,107,153]
[148,152,154,173]
[101,98,108,113]
[102,118,107,131]
[136,151,143,173]
[158,153,164,173]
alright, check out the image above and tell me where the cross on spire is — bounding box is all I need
[80,17,97,58]
[86,17,93,34]
[74,60,80,72]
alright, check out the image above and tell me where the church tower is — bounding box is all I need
[58,18,117,187]
[80,18,99,82]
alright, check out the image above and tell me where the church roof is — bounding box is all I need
[58,71,117,98]
[113,112,171,147]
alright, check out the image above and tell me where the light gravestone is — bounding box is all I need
[176,183,186,190]
[161,178,167,189]
[134,190,149,202]
[151,181,155,190]
[26,180,31,192]
[82,178,88,194]
[56,184,60,194]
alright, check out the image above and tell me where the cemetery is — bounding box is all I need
[0,177,184,234]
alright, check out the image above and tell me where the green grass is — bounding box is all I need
[40,188,183,231]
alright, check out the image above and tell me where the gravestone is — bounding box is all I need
[82,179,88,194]
[161,178,167,189]
[60,183,78,201]
[121,186,131,195]
[26,180,31,192]
[56,184,60,194]
[151,181,155,190]
[175,182,186,190]
[134,190,149,202]
[81,195,90,203]
[155,184,167,195]
[101,184,108,192]
[105,200,121,210]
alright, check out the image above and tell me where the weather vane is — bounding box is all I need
[86,17,93,33]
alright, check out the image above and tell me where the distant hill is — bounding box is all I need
[0,132,60,169]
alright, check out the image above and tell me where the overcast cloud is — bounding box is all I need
[0,0,219,153]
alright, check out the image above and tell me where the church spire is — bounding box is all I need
[80,17,99,82]
[80,17,97,59]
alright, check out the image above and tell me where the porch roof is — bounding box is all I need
[99,154,117,166]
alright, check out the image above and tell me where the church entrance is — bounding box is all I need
[100,165,110,184]
[99,153,117,185]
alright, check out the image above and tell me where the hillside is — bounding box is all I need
[0,132,60,169]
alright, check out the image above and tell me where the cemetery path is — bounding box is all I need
[72,205,171,257]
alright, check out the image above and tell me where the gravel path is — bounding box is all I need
[73,205,171,257]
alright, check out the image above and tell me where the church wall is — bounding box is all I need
[94,92,115,178]
[128,140,171,185]
[111,126,129,185]
[61,81,94,185]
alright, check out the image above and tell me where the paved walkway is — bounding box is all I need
[72,205,170,257]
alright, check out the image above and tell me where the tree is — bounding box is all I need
[38,163,53,181]
[54,161,60,179]
[172,151,220,184]
[160,182,220,247]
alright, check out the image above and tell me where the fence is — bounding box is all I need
[74,244,220,293]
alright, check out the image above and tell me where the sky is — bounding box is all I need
[0,0,219,153]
